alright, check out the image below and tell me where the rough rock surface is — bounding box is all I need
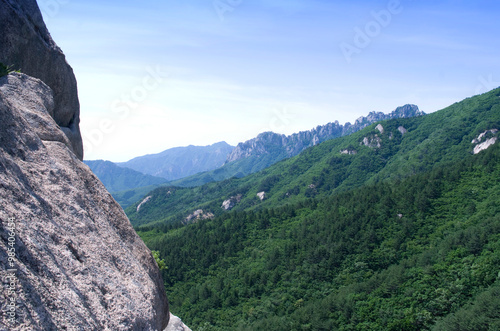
[165,313,192,331]
[0,0,83,159]
[398,126,408,135]
[0,73,169,330]
[222,199,236,210]
[183,209,215,225]
[473,137,497,154]
[361,135,382,149]
[472,129,498,155]
[340,149,357,155]
[221,194,242,211]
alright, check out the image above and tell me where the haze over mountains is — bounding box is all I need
[87,104,424,201]
[84,160,168,193]
[173,104,424,187]
[118,141,234,181]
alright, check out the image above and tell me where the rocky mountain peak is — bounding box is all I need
[391,104,423,118]
[226,105,424,165]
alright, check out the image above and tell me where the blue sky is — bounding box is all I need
[38,0,500,161]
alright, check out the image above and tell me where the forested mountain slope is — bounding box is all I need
[140,137,500,330]
[126,88,500,228]
[128,88,500,329]
[86,142,234,208]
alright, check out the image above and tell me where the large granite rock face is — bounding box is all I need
[0,0,83,160]
[0,73,169,330]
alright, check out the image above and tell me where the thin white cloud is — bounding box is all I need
[388,35,476,51]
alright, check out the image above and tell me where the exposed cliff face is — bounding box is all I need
[0,73,169,328]
[226,104,423,163]
[472,129,498,154]
[0,0,83,160]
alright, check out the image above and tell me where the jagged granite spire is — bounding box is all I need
[226,105,424,163]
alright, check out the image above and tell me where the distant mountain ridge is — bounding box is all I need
[227,104,424,163]
[88,105,424,206]
[84,160,167,193]
[172,104,424,187]
[127,88,500,229]
[117,141,234,181]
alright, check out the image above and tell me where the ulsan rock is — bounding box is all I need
[226,104,423,164]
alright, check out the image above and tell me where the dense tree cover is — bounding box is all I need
[138,143,500,330]
[129,89,500,329]
[111,183,163,209]
[127,88,500,229]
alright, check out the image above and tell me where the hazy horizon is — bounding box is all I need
[39,0,500,162]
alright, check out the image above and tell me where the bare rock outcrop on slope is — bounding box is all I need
[472,129,498,154]
[0,73,169,330]
[0,0,83,159]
